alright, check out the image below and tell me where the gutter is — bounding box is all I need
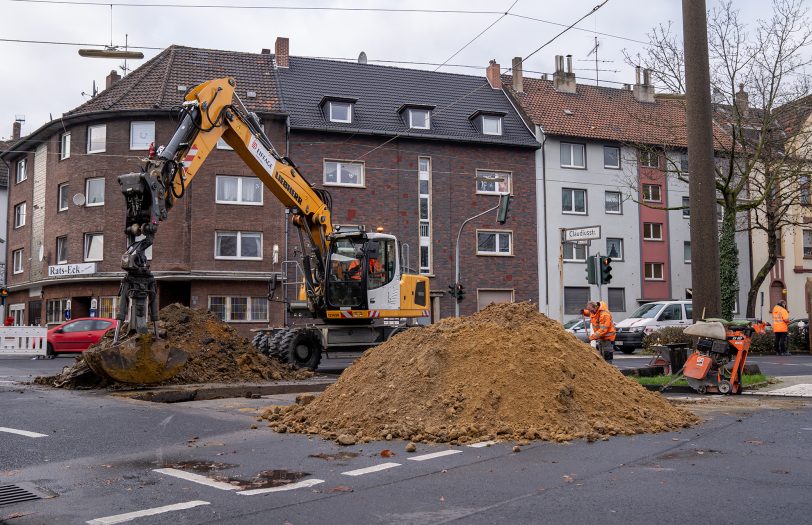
[539,127,549,311]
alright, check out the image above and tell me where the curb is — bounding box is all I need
[111,378,336,403]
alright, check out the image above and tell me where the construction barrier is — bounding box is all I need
[0,326,48,357]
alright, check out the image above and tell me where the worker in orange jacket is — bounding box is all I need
[772,300,790,356]
[583,300,616,363]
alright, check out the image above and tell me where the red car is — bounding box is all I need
[47,317,118,356]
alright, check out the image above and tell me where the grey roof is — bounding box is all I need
[277,56,538,148]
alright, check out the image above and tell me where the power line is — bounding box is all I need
[507,12,648,45]
[524,1,610,62]
[0,37,161,49]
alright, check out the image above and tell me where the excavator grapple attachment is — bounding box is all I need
[84,334,188,384]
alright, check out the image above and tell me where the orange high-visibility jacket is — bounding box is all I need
[583,305,616,341]
[772,305,789,333]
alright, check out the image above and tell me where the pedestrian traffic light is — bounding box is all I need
[497,194,512,224]
[600,256,613,284]
[585,256,598,284]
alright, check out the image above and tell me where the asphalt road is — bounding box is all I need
[613,353,812,377]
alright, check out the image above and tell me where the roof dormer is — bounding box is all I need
[469,110,506,136]
[320,96,357,124]
[398,104,435,130]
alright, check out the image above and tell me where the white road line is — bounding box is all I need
[0,426,48,438]
[341,462,401,476]
[467,440,497,448]
[802,428,812,431]
[153,468,240,491]
[86,500,210,524]
[407,450,463,462]
[237,478,324,495]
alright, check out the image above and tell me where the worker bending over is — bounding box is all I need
[583,301,616,363]
[772,300,790,356]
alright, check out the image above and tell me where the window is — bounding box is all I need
[562,188,587,214]
[408,108,430,129]
[563,242,587,262]
[604,191,622,214]
[46,299,68,324]
[679,153,689,172]
[564,287,590,315]
[606,238,623,260]
[476,230,512,256]
[603,146,620,169]
[60,132,71,160]
[684,241,692,263]
[9,304,24,325]
[84,233,103,261]
[804,230,812,258]
[99,296,118,319]
[87,124,106,153]
[642,184,661,202]
[12,249,24,274]
[682,196,690,218]
[15,159,27,183]
[644,262,664,280]
[560,142,585,168]
[58,183,69,211]
[216,176,263,205]
[207,296,269,322]
[85,178,105,206]
[418,157,432,274]
[476,170,511,195]
[56,236,68,264]
[640,149,659,168]
[801,176,811,206]
[659,304,683,321]
[482,115,502,135]
[643,222,663,240]
[131,234,153,260]
[215,231,262,260]
[130,121,155,150]
[328,101,352,123]
[717,203,724,222]
[13,203,26,228]
[324,160,364,187]
[608,288,626,312]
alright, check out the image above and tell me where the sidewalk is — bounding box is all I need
[746,375,812,397]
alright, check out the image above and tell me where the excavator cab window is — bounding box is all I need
[366,238,397,290]
[327,238,366,308]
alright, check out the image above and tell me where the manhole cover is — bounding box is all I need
[0,484,42,506]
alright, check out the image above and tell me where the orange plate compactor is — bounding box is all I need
[682,320,752,395]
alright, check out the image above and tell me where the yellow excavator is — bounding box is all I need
[86,77,430,384]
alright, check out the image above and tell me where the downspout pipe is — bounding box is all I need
[539,127,549,311]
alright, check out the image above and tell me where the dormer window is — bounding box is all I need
[408,109,430,129]
[469,110,507,136]
[320,96,357,124]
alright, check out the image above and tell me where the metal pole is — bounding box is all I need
[559,229,565,321]
[683,0,721,320]
[595,251,602,302]
[454,200,503,317]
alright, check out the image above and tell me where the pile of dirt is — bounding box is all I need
[263,302,697,444]
[35,304,311,389]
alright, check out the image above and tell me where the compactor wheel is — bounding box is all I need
[717,380,732,395]
[278,329,322,370]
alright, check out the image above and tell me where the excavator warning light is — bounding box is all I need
[376,226,385,233]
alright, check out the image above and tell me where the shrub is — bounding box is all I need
[789,325,808,353]
[748,332,774,354]
[642,327,694,350]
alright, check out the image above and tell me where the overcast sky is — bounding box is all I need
[0,0,768,140]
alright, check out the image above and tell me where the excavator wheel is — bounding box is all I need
[251,332,264,350]
[277,329,322,370]
[265,331,287,359]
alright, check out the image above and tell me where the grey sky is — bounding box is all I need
[0,0,767,140]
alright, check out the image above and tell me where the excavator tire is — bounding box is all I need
[251,332,264,350]
[265,331,287,359]
[276,328,322,370]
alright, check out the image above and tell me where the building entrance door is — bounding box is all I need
[770,280,786,308]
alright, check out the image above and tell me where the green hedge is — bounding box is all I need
[641,327,694,350]
[642,325,809,354]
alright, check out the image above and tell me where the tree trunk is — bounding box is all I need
[719,207,739,320]
[746,255,777,318]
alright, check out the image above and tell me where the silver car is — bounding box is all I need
[564,318,590,342]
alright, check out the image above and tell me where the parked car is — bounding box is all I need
[564,318,590,342]
[613,301,693,354]
[46,317,117,356]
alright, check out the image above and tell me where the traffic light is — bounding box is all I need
[456,283,465,302]
[0,287,7,306]
[497,194,512,224]
[600,256,613,284]
[448,283,457,299]
[585,256,598,284]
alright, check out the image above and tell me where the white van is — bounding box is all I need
[613,300,692,354]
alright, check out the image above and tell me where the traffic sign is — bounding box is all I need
[563,225,601,242]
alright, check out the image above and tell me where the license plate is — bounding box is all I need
[615,341,623,345]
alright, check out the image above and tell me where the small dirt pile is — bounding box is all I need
[263,302,697,444]
[36,304,311,389]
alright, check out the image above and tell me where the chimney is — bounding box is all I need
[106,70,120,89]
[553,54,576,94]
[275,37,289,68]
[735,83,749,116]
[511,56,523,93]
[486,59,501,89]
[633,67,655,103]
[12,120,21,140]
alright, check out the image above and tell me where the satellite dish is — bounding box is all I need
[38,244,44,262]
[73,193,86,206]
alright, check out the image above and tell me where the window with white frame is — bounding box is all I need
[560,142,585,168]
[12,249,24,274]
[15,159,27,183]
[84,233,104,261]
[418,157,432,274]
[99,296,119,319]
[60,132,71,160]
[208,296,269,322]
[87,124,106,154]
[562,242,587,262]
[640,149,659,168]
[606,238,623,260]
[562,188,587,214]
[324,160,364,187]
[130,121,155,150]
[644,262,664,280]
[605,191,622,214]
[603,146,620,169]
[476,170,511,195]
[46,298,68,324]
[684,241,692,263]
[215,231,262,260]
[682,196,690,217]
[328,101,352,123]
[9,304,24,325]
[477,230,512,255]
[481,115,502,135]
[85,178,105,206]
[13,203,26,228]
[679,153,690,172]
[56,236,68,264]
[642,184,661,202]
[803,230,812,258]
[408,108,430,129]
[58,183,69,211]
[643,222,663,240]
[216,176,263,205]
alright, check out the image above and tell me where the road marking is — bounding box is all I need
[341,462,401,476]
[467,440,497,448]
[0,426,48,438]
[153,468,239,491]
[237,478,324,495]
[86,500,210,524]
[407,450,463,461]
[802,428,812,431]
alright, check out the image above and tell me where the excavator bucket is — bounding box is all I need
[84,334,188,384]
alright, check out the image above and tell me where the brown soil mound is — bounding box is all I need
[35,304,311,389]
[263,302,697,444]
